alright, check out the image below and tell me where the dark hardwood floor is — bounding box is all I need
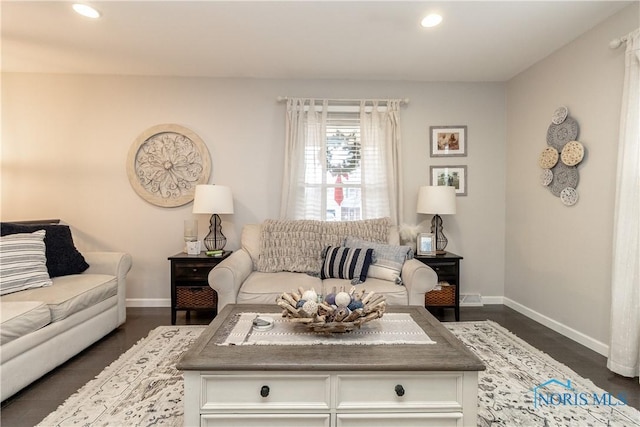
[2,305,638,426]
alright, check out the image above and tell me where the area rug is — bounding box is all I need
[37,321,640,427]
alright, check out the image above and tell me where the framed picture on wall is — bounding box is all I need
[416,233,435,256]
[430,126,467,157]
[430,165,467,196]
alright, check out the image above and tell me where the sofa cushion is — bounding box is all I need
[344,236,413,285]
[0,301,51,345]
[0,274,117,322]
[0,230,53,295]
[0,223,89,278]
[322,277,409,306]
[238,271,322,305]
[320,246,373,284]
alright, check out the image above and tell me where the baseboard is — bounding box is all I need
[503,297,609,357]
[459,293,483,307]
[481,296,504,305]
[126,298,171,308]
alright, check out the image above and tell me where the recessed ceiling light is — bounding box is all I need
[421,13,442,28]
[72,3,101,19]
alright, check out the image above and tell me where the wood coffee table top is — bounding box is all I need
[177,304,485,373]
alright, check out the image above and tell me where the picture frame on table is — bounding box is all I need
[430,165,467,196]
[416,233,435,256]
[430,126,467,157]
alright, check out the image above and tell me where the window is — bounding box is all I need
[282,98,402,224]
[321,112,362,221]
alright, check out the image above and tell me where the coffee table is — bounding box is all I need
[177,304,484,427]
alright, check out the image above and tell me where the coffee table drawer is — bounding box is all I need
[201,374,331,411]
[336,373,463,410]
[337,412,462,427]
[202,413,330,427]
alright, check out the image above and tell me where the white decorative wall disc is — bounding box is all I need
[560,187,579,206]
[540,169,553,186]
[551,106,568,125]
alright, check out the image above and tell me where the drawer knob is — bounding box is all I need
[395,384,405,397]
[260,385,270,397]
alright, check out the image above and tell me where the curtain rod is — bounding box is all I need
[276,96,409,105]
[609,35,629,49]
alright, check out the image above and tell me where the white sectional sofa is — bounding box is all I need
[0,221,132,401]
[210,218,438,311]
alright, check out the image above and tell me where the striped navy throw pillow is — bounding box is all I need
[320,246,374,284]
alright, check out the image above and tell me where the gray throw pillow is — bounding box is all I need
[344,236,413,285]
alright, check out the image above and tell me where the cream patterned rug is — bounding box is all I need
[38,321,640,427]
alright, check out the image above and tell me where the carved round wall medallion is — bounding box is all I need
[127,124,211,207]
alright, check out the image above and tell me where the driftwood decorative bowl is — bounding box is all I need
[276,287,386,333]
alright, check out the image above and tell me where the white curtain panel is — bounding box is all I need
[608,28,640,382]
[280,98,327,219]
[360,100,403,225]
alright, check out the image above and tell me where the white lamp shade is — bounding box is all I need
[192,185,234,214]
[417,186,456,215]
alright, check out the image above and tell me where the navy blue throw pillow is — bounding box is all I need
[320,246,373,284]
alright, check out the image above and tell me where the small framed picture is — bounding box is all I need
[417,233,435,255]
[430,165,467,196]
[430,126,467,157]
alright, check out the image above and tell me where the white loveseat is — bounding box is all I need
[0,222,132,401]
[209,218,438,311]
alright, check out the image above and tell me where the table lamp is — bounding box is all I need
[417,185,456,253]
[192,184,234,251]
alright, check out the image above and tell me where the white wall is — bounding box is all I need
[505,3,638,353]
[1,77,506,305]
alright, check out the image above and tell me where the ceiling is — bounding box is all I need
[1,1,635,82]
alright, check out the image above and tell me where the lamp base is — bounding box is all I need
[203,214,227,251]
[430,214,448,252]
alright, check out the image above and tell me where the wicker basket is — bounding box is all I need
[176,287,217,308]
[425,284,456,306]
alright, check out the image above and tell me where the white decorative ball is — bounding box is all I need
[302,289,318,302]
[302,300,318,316]
[334,291,352,307]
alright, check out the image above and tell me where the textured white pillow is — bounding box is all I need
[0,230,53,295]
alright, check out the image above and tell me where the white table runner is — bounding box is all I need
[220,313,436,346]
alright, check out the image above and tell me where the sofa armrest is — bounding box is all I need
[401,259,438,306]
[83,252,132,325]
[209,250,254,312]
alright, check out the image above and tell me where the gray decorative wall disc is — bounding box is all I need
[547,117,579,151]
[549,162,579,197]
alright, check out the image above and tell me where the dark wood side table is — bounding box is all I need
[168,251,231,325]
[414,251,463,321]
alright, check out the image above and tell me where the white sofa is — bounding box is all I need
[210,219,438,311]
[0,251,131,401]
